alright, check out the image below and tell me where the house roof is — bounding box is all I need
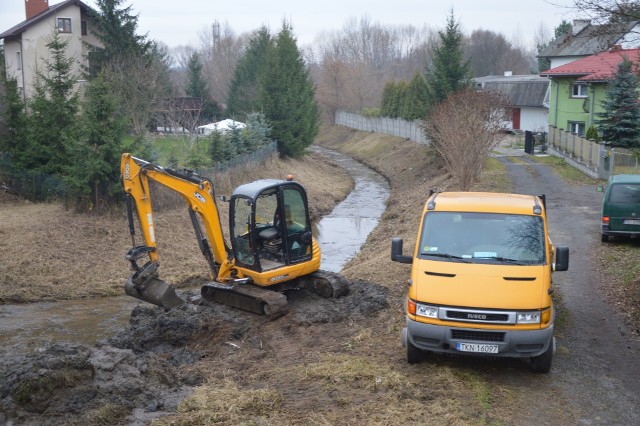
[538,20,639,59]
[0,0,92,40]
[474,75,550,107]
[540,48,640,82]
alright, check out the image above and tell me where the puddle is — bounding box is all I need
[311,146,390,272]
[0,296,140,356]
[0,147,389,353]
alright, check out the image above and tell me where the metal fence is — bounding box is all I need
[335,111,429,144]
[200,140,278,173]
[548,125,640,179]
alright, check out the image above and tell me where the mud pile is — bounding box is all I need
[0,279,388,425]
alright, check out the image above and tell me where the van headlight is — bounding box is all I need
[416,303,438,318]
[517,311,541,324]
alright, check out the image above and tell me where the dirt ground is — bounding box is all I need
[1,126,639,425]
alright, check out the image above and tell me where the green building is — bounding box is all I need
[541,48,640,137]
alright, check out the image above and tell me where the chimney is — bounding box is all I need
[25,0,49,20]
[572,19,591,35]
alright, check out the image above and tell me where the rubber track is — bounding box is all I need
[201,282,289,319]
[307,270,350,298]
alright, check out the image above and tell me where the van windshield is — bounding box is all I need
[609,183,640,203]
[418,212,546,265]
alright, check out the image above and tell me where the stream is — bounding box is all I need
[0,147,389,356]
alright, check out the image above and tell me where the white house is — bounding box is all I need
[475,73,550,132]
[0,0,102,100]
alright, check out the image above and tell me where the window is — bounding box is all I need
[16,52,21,70]
[568,121,585,136]
[571,83,587,98]
[81,20,87,35]
[57,17,72,33]
[418,212,546,265]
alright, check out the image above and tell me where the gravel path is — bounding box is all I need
[500,155,640,425]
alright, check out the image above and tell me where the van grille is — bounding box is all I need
[446,310,509,322]
[451,329,505,342]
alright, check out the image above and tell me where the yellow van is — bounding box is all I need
[391,192,569,373]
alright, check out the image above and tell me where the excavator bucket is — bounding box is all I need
[125,275,185,309]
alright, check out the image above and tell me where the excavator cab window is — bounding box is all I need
[231,198,255,266]
[281,187,312,263]
[230,182,313,273]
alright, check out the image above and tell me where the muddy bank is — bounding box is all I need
[0,280,388,425]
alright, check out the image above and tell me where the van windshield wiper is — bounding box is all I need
[473,255,526,265]
[422,252,471,263]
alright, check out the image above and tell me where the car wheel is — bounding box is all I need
[530,337,554,373]
[407,338,424,364]
[601,233,609,242]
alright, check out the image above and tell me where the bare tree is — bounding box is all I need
[569,0,640,24]
[198,21,248,106]
[105,54,166,140]
[465,29,533,76]
[310,17,436,116]
[423,88,509,191]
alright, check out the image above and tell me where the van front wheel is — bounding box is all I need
[530,337,554,373]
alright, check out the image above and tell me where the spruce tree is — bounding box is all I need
[597,58,640,149]
[227,27,273,118]
[24,31,79,176]
[425,10,472,107]
[404,73,430,120]
[87,0,151,75]
[185,51,219,122]
[259,23,319,158]
[64,71,127,210]
[185,52,208,98]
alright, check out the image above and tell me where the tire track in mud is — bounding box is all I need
[498,157,640,425]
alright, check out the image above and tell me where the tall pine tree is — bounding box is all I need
[227,27,273,118]
[598,58,640,149]
[87,0,151,75]
[425,10,472,107]
[24,31,79,176]
[185,52,219,122]
[259,23,319,158]
[63,70,127,210]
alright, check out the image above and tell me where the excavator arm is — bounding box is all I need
[121,153,237,307]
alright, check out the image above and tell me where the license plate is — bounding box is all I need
[623,219,640,225]
[456,342,499,354]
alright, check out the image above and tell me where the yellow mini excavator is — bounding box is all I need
[120,153,348,319]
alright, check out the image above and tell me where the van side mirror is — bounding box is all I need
[391,237,413,264]
[554,246,569,271]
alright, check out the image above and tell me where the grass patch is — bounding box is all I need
[530,155,603,186]
[83,404,130,426]
[155,379,282,425]
[472,157,511,193]
[598,240,640,331]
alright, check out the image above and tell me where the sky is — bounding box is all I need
[1,0,579,49]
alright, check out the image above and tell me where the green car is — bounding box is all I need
[597,174,640,242]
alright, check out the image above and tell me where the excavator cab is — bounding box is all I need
[230,179,314,273]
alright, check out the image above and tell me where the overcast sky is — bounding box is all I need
[1,0,579,49]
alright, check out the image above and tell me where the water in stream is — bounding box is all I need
[311,146,389,272]
[0,147,389,355]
